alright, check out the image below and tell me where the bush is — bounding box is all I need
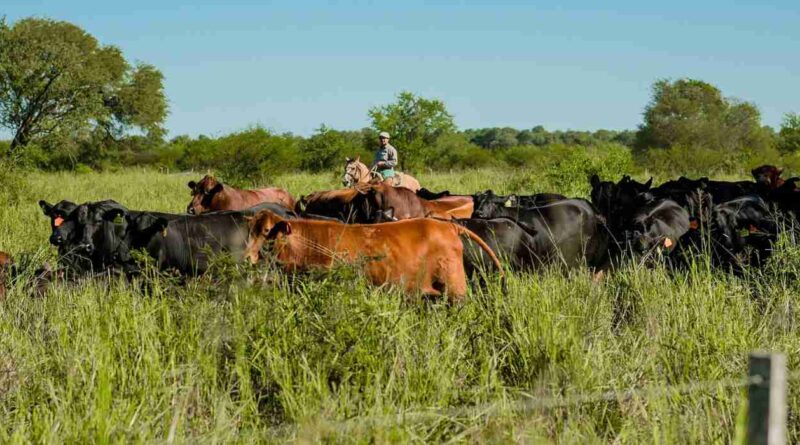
[421,133,498,171]
[172,126,302,185]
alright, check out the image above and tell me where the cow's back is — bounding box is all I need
[151,213,250,274]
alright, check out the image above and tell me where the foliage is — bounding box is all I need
[465,126,636,149]
[778,112,800,153]
[299,125,370,172]
[635,78,772,155]
[0,17,167,157]
[174,126,302,185]
[368,91,457,170]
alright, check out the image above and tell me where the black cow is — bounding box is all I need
[455,218,541,273]
[416,188,451,200]
[472,197,609,270]
[471,190,566,217]
[652,176,762,206]
[589,175,689,259]
[629,198,690,254]
[39,200,79,247]
[676,195,777,272]
[72,201,297,275]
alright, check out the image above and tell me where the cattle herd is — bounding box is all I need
[1,164,798,302]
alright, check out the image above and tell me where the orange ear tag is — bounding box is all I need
[689,220,699,230]
[54,216,64,227]
[663,238,673,248]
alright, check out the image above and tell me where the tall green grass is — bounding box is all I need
[1,168,799,443]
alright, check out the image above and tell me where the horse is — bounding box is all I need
[342,157,421,192]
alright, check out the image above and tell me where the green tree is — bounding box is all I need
[300,124,365,172]
[0,17,167,157]
[778,112,800,153]
[635,78,770,153]
[367,91,456,170]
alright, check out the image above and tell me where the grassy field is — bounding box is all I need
[1,168,800,443]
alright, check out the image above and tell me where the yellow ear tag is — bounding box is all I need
[504,199,513,208]
[113,214,124,225]
[663,238,673,248]
[162,227,168,237]
[738,228,749,237]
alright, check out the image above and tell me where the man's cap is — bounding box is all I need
[379,131,390,139]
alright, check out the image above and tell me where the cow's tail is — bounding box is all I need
[455,225,506,283]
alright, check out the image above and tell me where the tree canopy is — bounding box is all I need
[368,91,456,169]
[635,78,770,153]
[778,112,800,153]
[0,17,167,156]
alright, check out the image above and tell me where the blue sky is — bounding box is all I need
[3,0,799,137]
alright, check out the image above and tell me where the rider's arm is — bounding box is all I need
[383,146,397,169]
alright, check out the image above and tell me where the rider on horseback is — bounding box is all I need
[372,131,397,180]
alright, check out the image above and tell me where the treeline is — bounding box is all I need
[0,125,637,181]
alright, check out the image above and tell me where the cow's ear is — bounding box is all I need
[590,174,600,188]
[207,183,224,196]
[104,208,127,224]
[188,181,196,190]
[39,200,53,215]
[644,177,653,188]
[266,220,292,239]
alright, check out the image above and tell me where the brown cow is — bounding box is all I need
[751,165,785,189]
[0,251,12,300]
[297,184,473,222]
[245,210,502,302]
[187,175,295,214]
[368,184,473,221]
[296,187,369,222]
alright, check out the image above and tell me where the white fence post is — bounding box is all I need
[747,352,787,445]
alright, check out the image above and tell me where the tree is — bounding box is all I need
[0,17,167,157]
[635,78,770,153]
[368,91,456,169]
[778,112,800,153]
[300,124,365,172]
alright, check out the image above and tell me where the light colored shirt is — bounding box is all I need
[372,143,398,169]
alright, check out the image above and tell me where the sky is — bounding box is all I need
[3,0,799,138]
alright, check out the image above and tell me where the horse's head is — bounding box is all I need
[342,156,369,187]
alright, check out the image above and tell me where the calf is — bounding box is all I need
[187,175,295,214]
[245,210,503,302]
[472,197,610,270]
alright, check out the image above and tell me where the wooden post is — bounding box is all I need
[747,352,787,445]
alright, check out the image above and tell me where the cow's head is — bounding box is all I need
[39,199,79,246]
[125,213,170,250]
[74,201,130,259]
[751,165,784,189]
[471,190,503,219]
[245,210,288,264]
[187,175,224,214]
[590,175,652,223]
